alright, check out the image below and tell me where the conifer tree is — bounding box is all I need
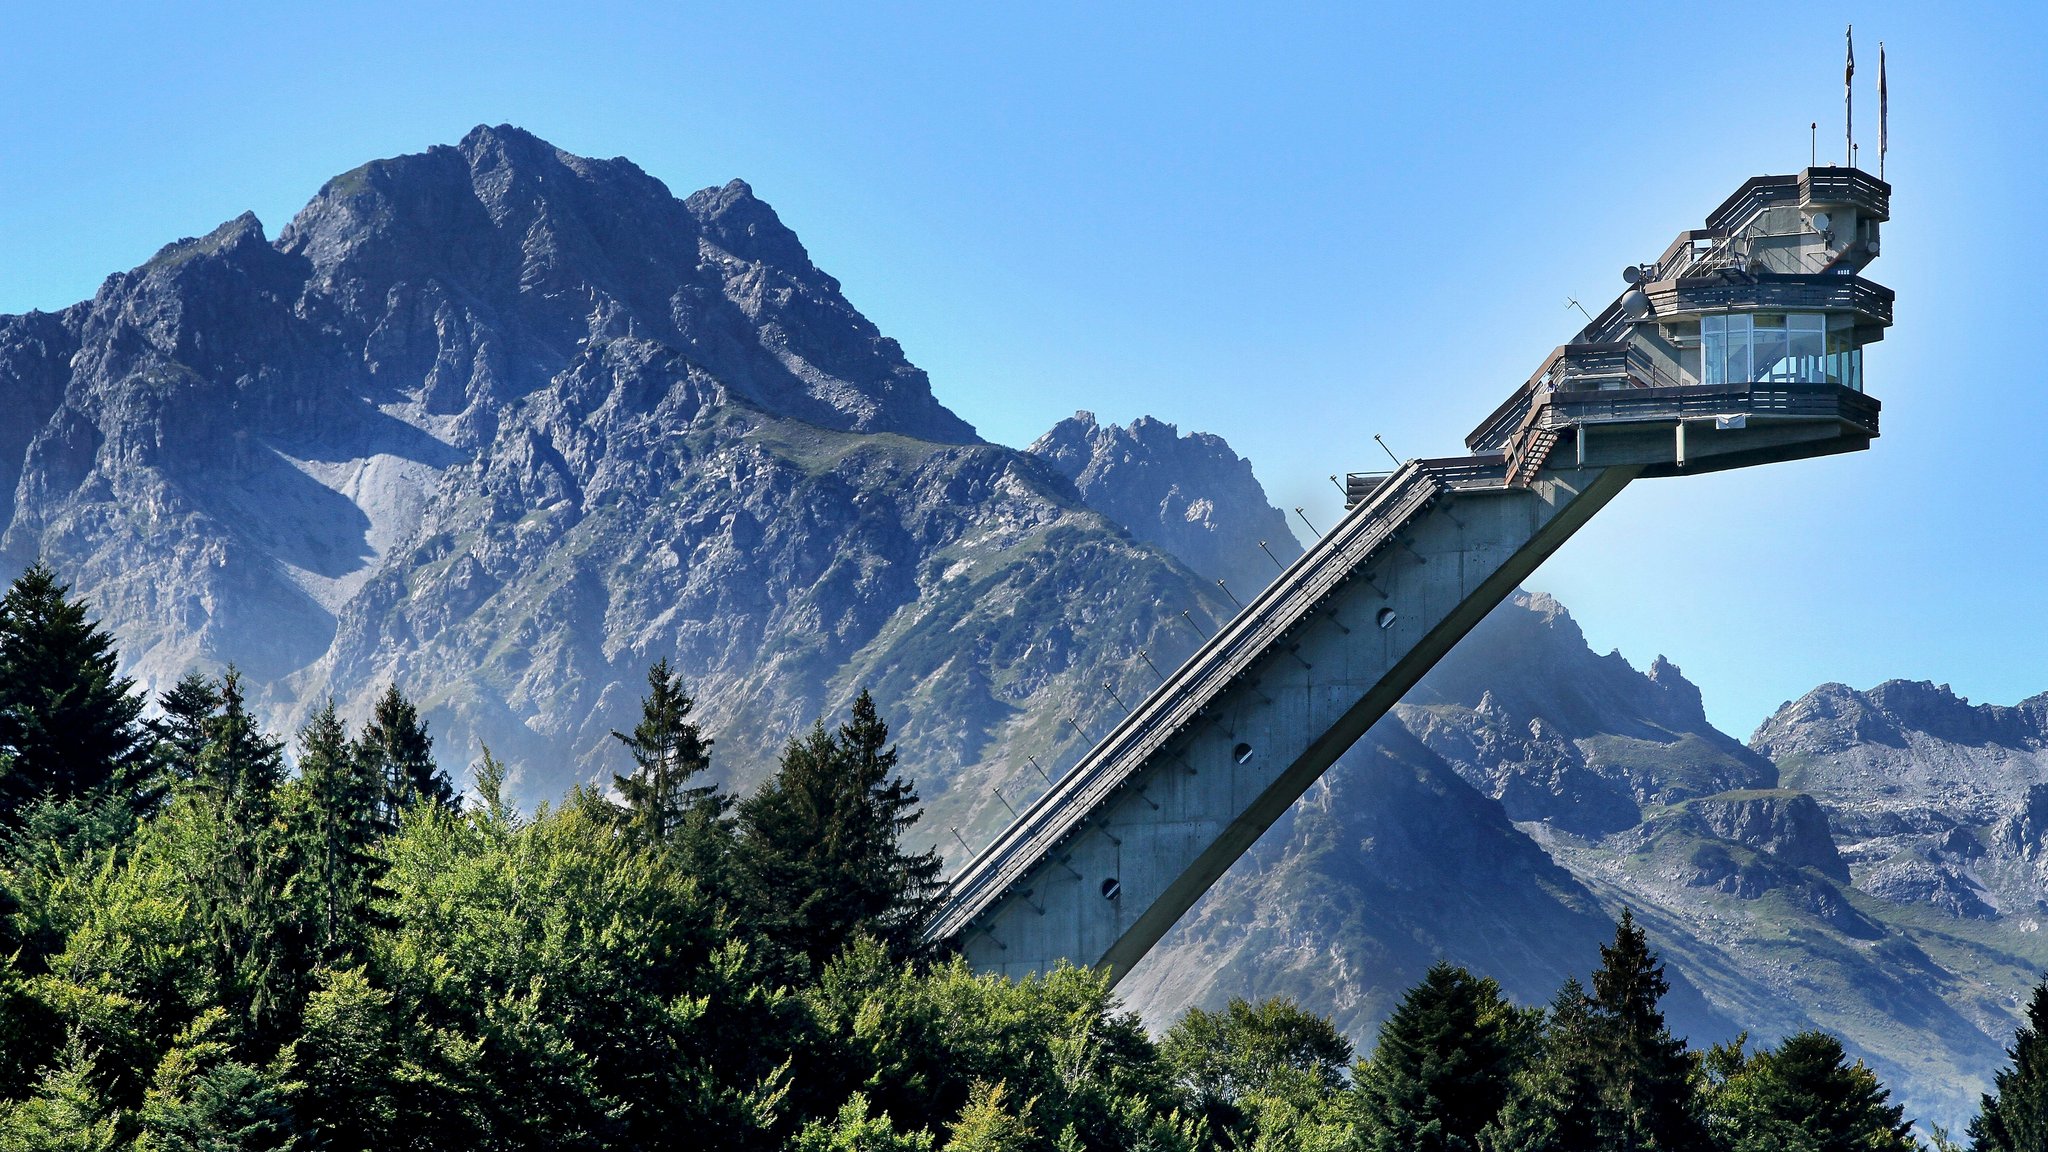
[831,690,942,950]
[1483,978,1603,1152]
[186,670,302,1047]
[292,701,387,964]
[945,1081,1035,1152]
[191,671,285,815]
[611,658,719,846]
[1354,961,1533,1152]
[1703,1030,1912,1152]
[138,1061,299,1152]
[0,562,149,822]
[359,684,454,822]
[0,1035,123,1151]
[1972,977,2048,1152]
[1588,910,1705,1152]
[473,744,519,830]
[736,690,942,968]
[152,672,224,790]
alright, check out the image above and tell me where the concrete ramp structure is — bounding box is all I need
[925,166,1892,983]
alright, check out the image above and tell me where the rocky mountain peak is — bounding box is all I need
[0,126,1029,716]
[1749,682,1904,757]
[266,124,977,444]
[1409,594,1726,744]
[1644,655,1710,730]
[683,178,822,280]
[1753,680,2048,762]
[1865,680,2048,748]
[1393,592,1773,832]
[1026,410,1296,593]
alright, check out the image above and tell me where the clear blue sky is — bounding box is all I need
[2,2,2041,737]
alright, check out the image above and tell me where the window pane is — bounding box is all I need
[1703,327,1726,385]
[1754,324,1791,382]
[1790,322,1824,381]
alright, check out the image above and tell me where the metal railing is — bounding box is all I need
[1669,167,1887,282]
[1705,174,1802,232]
[1800,167,1891,221]
[1491,381,1880,486]
[1645,274,1893,327]
[925,456,1466,945]
[1349,457,1507,505]
[1544,381,1881,434]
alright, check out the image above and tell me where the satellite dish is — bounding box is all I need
[1811,211,1832,232]
[1622,265,1645,286]
[1620,289,1651,320]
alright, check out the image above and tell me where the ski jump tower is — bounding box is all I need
[924,166,1892,982]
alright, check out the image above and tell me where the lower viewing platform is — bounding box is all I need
[1536,380,1879,479]
[1354,382,1879,505]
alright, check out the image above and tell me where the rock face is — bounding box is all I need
[1755,680,2048,920]
[1027,412,1301,596]
[0,125,1246,813]
[1394,592,1774,836]
[1759,680,2048,824]
[1682,791,1850,883]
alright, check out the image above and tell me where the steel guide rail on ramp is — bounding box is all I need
[925,456,1484,946]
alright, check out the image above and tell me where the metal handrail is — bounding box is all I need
[1645,274,1893,328]
[1549,381,1879,429]
[1800,167,1891,222]
[1500,381,1880,484]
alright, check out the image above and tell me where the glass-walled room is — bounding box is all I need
[1700,312,1862,391]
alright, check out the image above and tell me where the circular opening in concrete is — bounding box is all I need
[1376,606,1398,630]
[1233,742,1254,764]
[1100,878,1121,900]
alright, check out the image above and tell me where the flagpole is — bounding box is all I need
[1879,42,1888,180]
[1845,25,1855,168]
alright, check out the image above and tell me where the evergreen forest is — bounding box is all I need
[0,562,2042,1151]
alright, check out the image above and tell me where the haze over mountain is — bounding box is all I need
[0,125,2036,1131]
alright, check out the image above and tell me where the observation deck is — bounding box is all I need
[1353,166,1888,499]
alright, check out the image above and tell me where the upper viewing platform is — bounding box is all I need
[1455,165,1891,489]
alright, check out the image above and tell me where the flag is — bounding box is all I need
[1845,25,1856,166]
[1879,42,1889,175]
